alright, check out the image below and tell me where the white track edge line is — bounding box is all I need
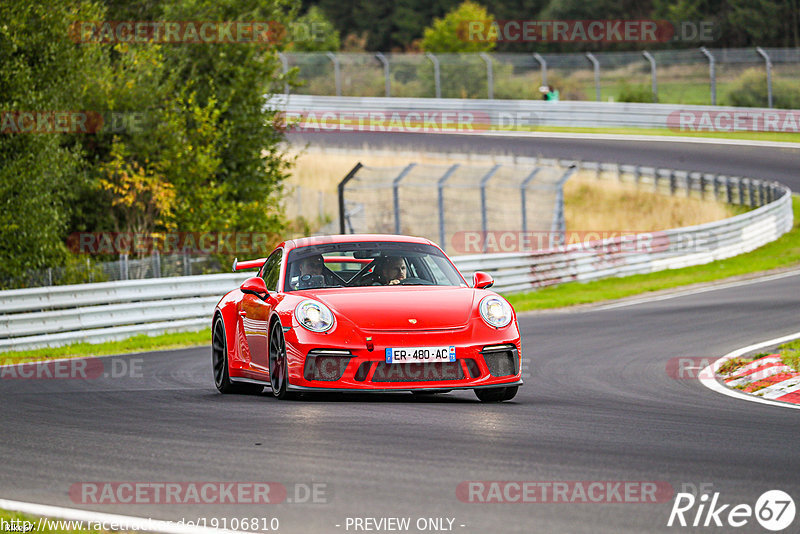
[0,498,252,534]
[699,331,800,410]
[594,269,800,310]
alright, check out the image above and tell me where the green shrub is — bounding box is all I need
[617,82,655,103]
[726,68,800,109]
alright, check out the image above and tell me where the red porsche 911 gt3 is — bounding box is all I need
[212,234,522,402]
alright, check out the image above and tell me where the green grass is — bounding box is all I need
[0,509,113,533]
[0,329,210,364]
[777,339,800,371]
[520,125,800,144]
[507,195,800,312]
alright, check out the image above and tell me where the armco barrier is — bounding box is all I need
[274,94,795,132]
[0,164,792,352]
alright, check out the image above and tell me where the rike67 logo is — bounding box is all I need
[668,490,795,531]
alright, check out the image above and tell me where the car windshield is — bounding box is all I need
[284,241,466,291]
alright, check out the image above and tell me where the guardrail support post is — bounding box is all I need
[585,52,601,101]
[700,47,716,105]
[756,47,773,108]
[278,52,290,95]
[520,168,541,233]
[480,52,494,99]
[479,164,501,251]
[393,163,417,234]
[326,52,342,97]
[425,53,441,98]
[642,51,658,102]
[375,52,390,97]
[724,176,733,204]
[685,172,692,198]
[120,254,128,281]
[533,53,547,87]
[152,250,161,278]
[669,170,676,196]
[437,164,460,252]
[634,165,641,185]
[699,172,706,200]
[338,162,363,234]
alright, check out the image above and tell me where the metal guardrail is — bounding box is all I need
[276,94,789,131]
[0,165,792,352]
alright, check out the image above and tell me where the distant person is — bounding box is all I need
[539,85,559,102]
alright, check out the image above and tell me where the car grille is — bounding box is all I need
[303,349,352,381]
[481,345,519,377]
[371,362,465,382]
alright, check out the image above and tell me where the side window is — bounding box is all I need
[261,249,283,291]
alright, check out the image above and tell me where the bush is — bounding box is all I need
[726,68,800,109]
[617,82,655,103]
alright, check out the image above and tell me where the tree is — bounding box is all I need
[420,1,496,53]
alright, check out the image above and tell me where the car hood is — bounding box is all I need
[311,286,475,330]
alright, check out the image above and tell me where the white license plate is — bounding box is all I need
[385,346,456,364]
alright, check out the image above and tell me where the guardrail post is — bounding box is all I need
[698,172,706,200]
[520,168,541,233]
[338,162,363,234]
[669,169,676,196]
[533,53,547,87]
[585,52,601,101]
[479,164,501,251]
[278,52,290,95]
[748,179,757,208]
[700,47,716,105]
[642,51,658,102]
[393,163,417,234]
[425,53,441,98]
[480,52,494,99]
[734,177,744,205]
[634,165,641,185]
[654,169,660,193]
[375,52,390,97]
[326,52,341,97]
[183,250,191,276]
[756,47,773,108]
[724,176,733,204]
[712,174,720,201]
[685,172,692,198]
[616,163,622,182]
[120,254,128,281]
[437,164,460,252]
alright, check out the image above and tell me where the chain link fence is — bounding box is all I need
[338,161,574,254]
[281,48,800,106]
[2,253,222,290]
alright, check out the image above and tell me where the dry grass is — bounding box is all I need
[564,171,734,231]
[286,149,735,231]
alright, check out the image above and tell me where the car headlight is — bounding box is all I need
[479,295,513,328]
[295,299,334,332]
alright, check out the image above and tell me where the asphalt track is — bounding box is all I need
[2,134,800,533]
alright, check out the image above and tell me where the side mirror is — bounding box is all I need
[473,271,494,289]
[240,277,269,300]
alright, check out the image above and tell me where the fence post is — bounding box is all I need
[393,163,417,234]
[756,47,773,108]
[669,169,676,195]
[120,254,129,281]
[278,52,289,94]
[326,52,341,97]
[183,249,191,276]
[152,250,161,278]
[425,53,441,98]
[642,51,657,102]
[338,162,363,234]
[585,52,601,101]
[520,168,541,233]
[375,52,390,97]
[533,53,547,87]
[480,164,501,252]
[551,166,577,234]
[700,47,716,105]
[437,164,460,252]
[479,52,494,99]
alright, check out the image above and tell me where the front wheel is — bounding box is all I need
[269,321,295,400]
[474,386,518,403]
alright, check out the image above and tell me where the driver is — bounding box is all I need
[293,254,338,289]
[377,256,407,285]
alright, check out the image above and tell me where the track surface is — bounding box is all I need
[2,274,800,533]
[2,134,800,533]
[288,131,800,189]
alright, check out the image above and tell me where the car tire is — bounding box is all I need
[269,320,295,400]
[474,386,517,403]
[212,316,263,395]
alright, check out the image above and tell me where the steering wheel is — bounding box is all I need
[398,277,434,285]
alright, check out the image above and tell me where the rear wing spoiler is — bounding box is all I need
[232,257,267,272]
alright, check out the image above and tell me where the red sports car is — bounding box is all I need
[212,234,522,402]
